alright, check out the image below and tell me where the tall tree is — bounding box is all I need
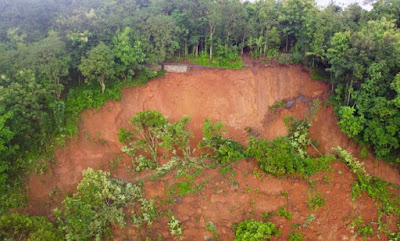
[79,42,116,94]
[204,0,222,61]
[112,27,145,80]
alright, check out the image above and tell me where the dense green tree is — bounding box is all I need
[112,27,145,80]
[278,0,314,52]
[136,14,180,64]
[79,42,116,94]
[204,0,222,61]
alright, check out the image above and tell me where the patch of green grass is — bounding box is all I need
[220,165,235,177]
[302,214,315,228]
[168,182,194,197]
[263,211,276,221]
[310,67,330,81]
[349,216,374,238]
[288,231,303,241]
[358,224,374,238]
[234,219,280,240]
[269,100,287,110]
[175,52,243,69]
[307,192,326,211]
[278,207,292,220]
[205,221,220,240]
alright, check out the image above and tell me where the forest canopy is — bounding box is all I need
[0,0,399,215]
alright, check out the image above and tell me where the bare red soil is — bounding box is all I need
[26,62,400,240]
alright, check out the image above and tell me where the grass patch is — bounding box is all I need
[310,67,330,81]
[269,100,287,110]
[174,52,243,69]
[307,192,326,211]
[278,207,292,220]
[205,221,220,240]
[288,231,303,241]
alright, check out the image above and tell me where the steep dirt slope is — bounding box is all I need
[26,64,400,240]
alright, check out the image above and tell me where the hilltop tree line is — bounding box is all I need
[0,0,400,212]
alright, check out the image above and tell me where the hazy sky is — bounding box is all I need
[315,0,373,10]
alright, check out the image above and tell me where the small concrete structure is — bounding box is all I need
[162,63,189,73]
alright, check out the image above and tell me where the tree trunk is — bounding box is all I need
[263,40,267,57]
[209,33,213,62]
[241,36,245,55]
[225,30,230,49]
[286,35,289,53]
[184,39,188,57]
[209,24,215,62]
[346,78,354,106]
[100,78,106,94]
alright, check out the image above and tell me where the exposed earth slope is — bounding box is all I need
[26,63,400,240]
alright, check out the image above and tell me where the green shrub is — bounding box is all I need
[277,207,292,220]
[284,116,311,158]
[334,146,399,215]
[205,221,220,240]
[120,110,169,168]
[288,231,303,241]
[0,213,63,241]
[307,192,327,211]
[160,116,193,160]
[262,212,276,221]
[296,155,334,177]
[54,168,142,241]
[120,111,193,170]
[390,232,400,240]
[234,219,280,241]
[310,67,330,81]
[188,49,243,69]
[337,106,365,138]
[199,119,245,164]
[155,157,181,177]
[246,136,301,176]
[358,224,374,237]
[132,198,158,226]
[133,155,157,172]
[168,216,183,237]
[278,54,295,65]
[266,48,279,60]
[269,100,287,110]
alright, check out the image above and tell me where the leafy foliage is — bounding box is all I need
[168,216,183,237]
[131,198,158,226]
[120,110,169,168]
[54,168,142,241]
[199,119,245,164]
[284,116,312,158]
[246,136,300,176]
[234,219,280,241]
[334,147,400,216]
[269,100,287,110]
[120,111,193,170]
[160,116,193,160]
[0,213,63,241]
[288,231,303,241]
[79,42,116,94]
[277,207,292,220]
[306,192,327,211]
